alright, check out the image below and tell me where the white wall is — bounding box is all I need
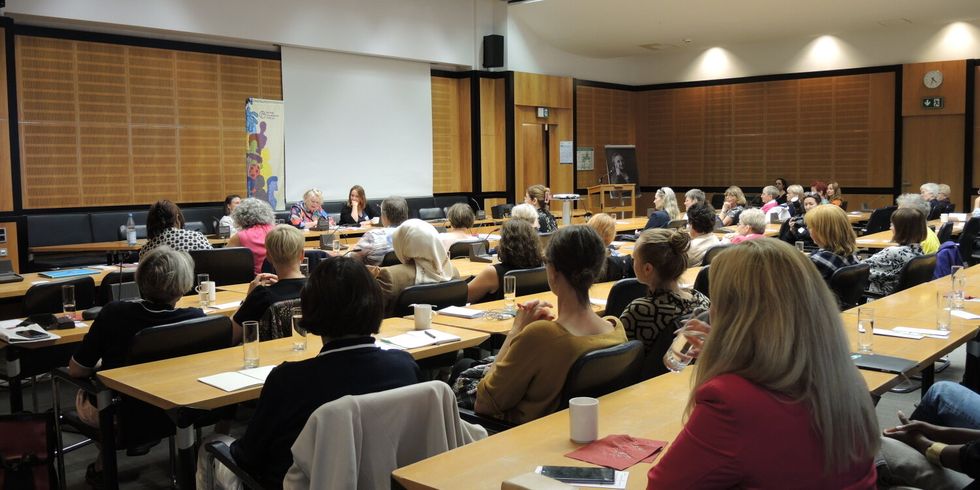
[6,0,477,66]
[281,47,433,202]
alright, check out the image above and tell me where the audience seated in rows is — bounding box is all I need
[524,184,558,233]
[227,198,275,274]
[720,186,747,226]
[139,200,212,260]
[339,185,378,226]
[587,213,634,282]
[644,187,681,229]
[727,208,766,244]
[936,184,955,214]
[373,219,460,317]
[69,246,206,483]
[805,204,860,282]
[779,193,820,244]
[289,188,330,229]
[439,203,477,251]
[232,225,307,342]
[353,196,410,266]
[685,203,720,266]
[454,226,627,425]
[620,228,709,378]
[198,257,421,490]
[647,239,878,487]
[683,188,706,211]
[863,207,926,296]
[466,219,542,303]
[897,193,941,254]
[218,194,241,235]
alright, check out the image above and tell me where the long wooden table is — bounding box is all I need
[856,220,964,250]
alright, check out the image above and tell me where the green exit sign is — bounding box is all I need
[922,97,944,109]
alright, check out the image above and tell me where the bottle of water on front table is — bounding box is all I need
[125,213,137,246]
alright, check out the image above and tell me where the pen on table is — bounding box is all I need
[424,330,436,338]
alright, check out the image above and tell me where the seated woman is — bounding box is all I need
[218,194,241,235]
[338,185,378,226]
[232,225,307,341]
[198,257,421,490]
[720,186,748,226]
[470,226,627,424]
[289,188,330,229]
[727,208,766,244]
[509,203,540,230]
[647,239,878,488]
[467,219,542,303]
[373,219,460,316]
[805,204,859,281]
[683,189,705,211]
[774,177,789,204]
[228,198,276,274]
[644,187,681,229]
[587,213,634,282]
[439,203,477,251]
[139,200,213,260]
[827,181,844,207]
[863,207,926,296]
[811,180,830,204]
[621,228,709,378]
[785,184,806,216]
[525,184,558,233]
[896,193,941,254]
[685,203,720,266]
[70,246,206,481]
[779,193,820,244]
[760,185,781,214]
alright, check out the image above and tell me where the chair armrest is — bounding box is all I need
[205,441,265,490]
[51,367,107,396]
[457,407,516,434]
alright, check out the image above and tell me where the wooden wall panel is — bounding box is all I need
[0,30,12,212]
[575,86,633,189]
[16,35,280,209]
[902,116,965,209]
[431,76,468,194]
[513,73,574,203]
[480,77,506,193]
[903,60,966,116]
[514,72,572,109]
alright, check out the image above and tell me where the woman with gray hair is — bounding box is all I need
[68,246,206,480]
[728,208,767,244]
[510,203,541,230]
[228,197,276,274]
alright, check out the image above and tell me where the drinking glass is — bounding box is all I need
[795,241,805,253]
[332,240,341,253]
[62,285,76,318]
[663,329,707,372]
[197,273,209,287]
[242,320,260,368]
[503,276,517,313]
[857,307,874,353]
[937,291,954,332]
[291,307,307,351]
[951,266,966,309]
[300,257,310,277]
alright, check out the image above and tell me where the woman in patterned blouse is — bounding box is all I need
[289,188,330,229]
[863,207,926,295]
[139,200,212,260]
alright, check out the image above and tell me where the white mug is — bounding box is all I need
[940,213,949,224]
[414,304,433,330]
[202,280,217,302]
[568,397,599,443]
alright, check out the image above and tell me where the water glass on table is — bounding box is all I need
[795,241,806,253]
[61,284,75,319]
[242,320,260,368]
[937,291,954,332]
[951,265,966,309]
[291,307,307,352]
[663,309,709,372]
[857,307,874,353]
[503,275,517,314]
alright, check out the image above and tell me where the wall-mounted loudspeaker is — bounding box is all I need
[483,34,504,69]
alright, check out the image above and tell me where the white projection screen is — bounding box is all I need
[281,46,433,203]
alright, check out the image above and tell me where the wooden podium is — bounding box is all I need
[586,184,636,218]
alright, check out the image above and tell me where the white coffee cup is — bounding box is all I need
[568,397,599,443]
[202,280,217,302]
[940,213,949,223]
[414,304,433,330]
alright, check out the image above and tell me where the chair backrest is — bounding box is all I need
[828,263,870,310]
[701,244,732,266]
[259,298,302,341]
[840,200,848,211]
[693,266,710,299]
[895,253,937,293]
[864,206,896,235]
[418,207,446,221]
[189,247,255,286]
[603,278,648,318]
[96,271,137,306]
[666,219,687,229]
[381,250,401,267]
[126,315,234,364]
[503,267,549,296]
[558,340,644,409]
[491,203,514,219]
[116,224,148,241]
[183,221,207,234]
[936,222,954,244]
[958,217,980,265]
[710,194,724,209]
[448,239,489,259]
[24,276,96,315]
[393,279,468,317]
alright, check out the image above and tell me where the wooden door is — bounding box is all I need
[518,123,547,203]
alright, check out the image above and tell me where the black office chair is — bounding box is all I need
[116,224,148,241]
[603,278,648,318]
[418,207,446,221]
[52,315,234,488]
[96,271,137,306]
[205,442,265,490]
[557,340,644,409]
[862,206,896,235]
[491,204,514,219]
[958,218,980,266]
[936,222,954,244]
[448,240,489,259]
[666,219,687,229]
[24,276,96,315]
[259,298,302,341]
[381,250,402,267]
[828,263,870,310]
[894,254,937,293]
[393,279,468,317]
[183,221,207,235]
[189,247,255,286]
[701,244,733,266]
[693,266,710,299]
[504,267,549,296]
[710,194,724,209]
[840,201,848,211]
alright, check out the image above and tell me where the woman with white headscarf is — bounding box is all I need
[374,219,460,316]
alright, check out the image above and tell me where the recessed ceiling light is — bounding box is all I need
[876,18,913,27]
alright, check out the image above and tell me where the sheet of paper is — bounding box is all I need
[893,327,951,338]
[952,310,980,320]
[239,365,276,382]
[207,301,242,310]
[198,372,265,392]
[375,340,404,350]
[873,328,923,340]
[438,306,485,319]
[590,298,608,307]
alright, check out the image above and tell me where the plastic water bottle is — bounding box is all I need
[125,213,137,246]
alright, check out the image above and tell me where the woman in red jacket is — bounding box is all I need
[647,239,879,489]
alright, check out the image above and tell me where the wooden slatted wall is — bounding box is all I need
[431,76,472,194]
[16,35,281,209]
[575,86,633,189]
[0,29,12,212]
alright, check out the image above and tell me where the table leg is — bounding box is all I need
[175,423,196,489]
[98,390,119,490]
[5,346,23,413]
[920,364,936,399]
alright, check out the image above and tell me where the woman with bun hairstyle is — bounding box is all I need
[620,228,709,378]
[525,184,558,233]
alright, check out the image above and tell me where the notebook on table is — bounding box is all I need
[39,268,100,279]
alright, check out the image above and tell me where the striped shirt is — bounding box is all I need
[809,249,859,282]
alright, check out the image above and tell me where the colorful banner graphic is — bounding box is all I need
[245,98,285,210]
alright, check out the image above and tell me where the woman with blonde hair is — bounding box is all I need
[786,184,806,216]
[805,204,859,281]
[289,188,330,229]
[643,187,681,229]
[525,184,558,233]
[720,185,747,226]
[587,213,634,281]
[647,239,878,487]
